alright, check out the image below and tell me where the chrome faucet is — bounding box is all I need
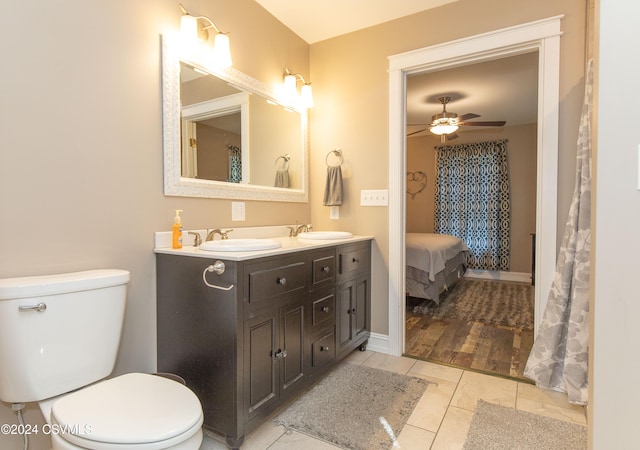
[187,231,202,247]
[206,228,233,241]
[288,224,313,237]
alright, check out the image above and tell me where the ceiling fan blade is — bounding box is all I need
[457,113,480,121]
[406,128,428,136]
[458,120,506,127]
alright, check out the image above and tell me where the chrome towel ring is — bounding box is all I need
[325,148,343,167]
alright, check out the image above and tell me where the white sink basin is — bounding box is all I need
[297,231,353,240]
[199,238,282,252]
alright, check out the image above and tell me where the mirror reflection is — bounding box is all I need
[179,63,303,189]
[162,35,308,202]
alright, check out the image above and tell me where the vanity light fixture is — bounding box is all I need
[283,68,314,109]
[179,3,232,68]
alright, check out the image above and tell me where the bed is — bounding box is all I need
[406,233,469,304]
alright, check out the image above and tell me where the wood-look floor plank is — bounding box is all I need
[405,309,534,382]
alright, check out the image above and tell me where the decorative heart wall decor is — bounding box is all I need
[406,171,427,199]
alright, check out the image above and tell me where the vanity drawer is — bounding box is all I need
[248,261,306,304]
[311,331,335,368]
[312,253,335,287]
[338,244,370,279]
[311,291,335,328]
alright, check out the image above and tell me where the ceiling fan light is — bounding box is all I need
[430,124,458,135]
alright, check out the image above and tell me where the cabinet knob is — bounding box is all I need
[274,349,287,359]
[321,306,330,313]
[320,346,330,352]
[352,257,360,263]
[322,266,330,273]
[277,277,287,286]
[349,308,357,314]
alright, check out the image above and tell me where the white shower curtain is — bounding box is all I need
[524,60,593,405]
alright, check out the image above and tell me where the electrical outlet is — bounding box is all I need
[330,206,340,219]
[231,202,245,221]
[360,189,389,206]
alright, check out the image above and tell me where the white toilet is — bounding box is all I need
[0,269,204,450]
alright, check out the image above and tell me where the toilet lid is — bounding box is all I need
[51,373,203,446]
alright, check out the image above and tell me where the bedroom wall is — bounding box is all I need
[407,124,537,274]
[309,0,586,335]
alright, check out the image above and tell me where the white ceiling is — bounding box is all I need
[255,0,538,136]
[254,0,458,44]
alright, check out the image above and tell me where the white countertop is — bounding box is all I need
[154,230,373,261]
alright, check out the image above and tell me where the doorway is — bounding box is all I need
[386,16,563,357]
[403,53,538,379]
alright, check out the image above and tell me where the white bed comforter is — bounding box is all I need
[406,233,469,282]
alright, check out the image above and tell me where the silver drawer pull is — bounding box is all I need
[322,266,330,273]
[277,277,287,286]
[203,262,234,291]
[320,346,330,352]
[321,306,330,313]
[19,303,47,312]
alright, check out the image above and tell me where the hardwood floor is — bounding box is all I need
[405,307,535,382]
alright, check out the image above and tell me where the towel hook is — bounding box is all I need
[325,148,343,167]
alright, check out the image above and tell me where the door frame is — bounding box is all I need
[387,16,563,356]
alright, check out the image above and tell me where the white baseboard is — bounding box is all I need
[464,269,532,283]
[366,332,390,354]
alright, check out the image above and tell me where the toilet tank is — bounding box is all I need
[0,269,129,403]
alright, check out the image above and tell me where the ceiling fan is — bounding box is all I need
[407,96,506,142]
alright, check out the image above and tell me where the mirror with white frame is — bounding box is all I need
[162,35,309,202]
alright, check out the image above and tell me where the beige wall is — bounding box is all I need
[407,124,537,274]
[309,0,586,335]
[0,1,310,446]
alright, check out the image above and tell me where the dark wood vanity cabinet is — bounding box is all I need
[156,240,371,449]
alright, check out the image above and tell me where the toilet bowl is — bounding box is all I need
[0,270,204,450]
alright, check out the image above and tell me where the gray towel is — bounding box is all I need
[323,165,343,206]
[274,169,290,188]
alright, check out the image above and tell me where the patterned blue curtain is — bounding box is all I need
[227,145,242,183]
[434,140,510,271]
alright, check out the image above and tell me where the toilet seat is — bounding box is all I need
[50,373,203,450]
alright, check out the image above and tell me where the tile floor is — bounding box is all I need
[201,351,587,450]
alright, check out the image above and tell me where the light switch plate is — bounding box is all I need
[360,189,389,206]
[330,206,340,219]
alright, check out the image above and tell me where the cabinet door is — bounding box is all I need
[336,280,356,353]
[280,303,304,394]
[244,312,277,421]
[336,274,370,355]
[353,274,369,340]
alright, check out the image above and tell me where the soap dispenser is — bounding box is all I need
[172,209,183,249]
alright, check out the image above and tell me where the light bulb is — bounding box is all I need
[213,33,232,68]
[300,84,314,108]
[179,14,198,48]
